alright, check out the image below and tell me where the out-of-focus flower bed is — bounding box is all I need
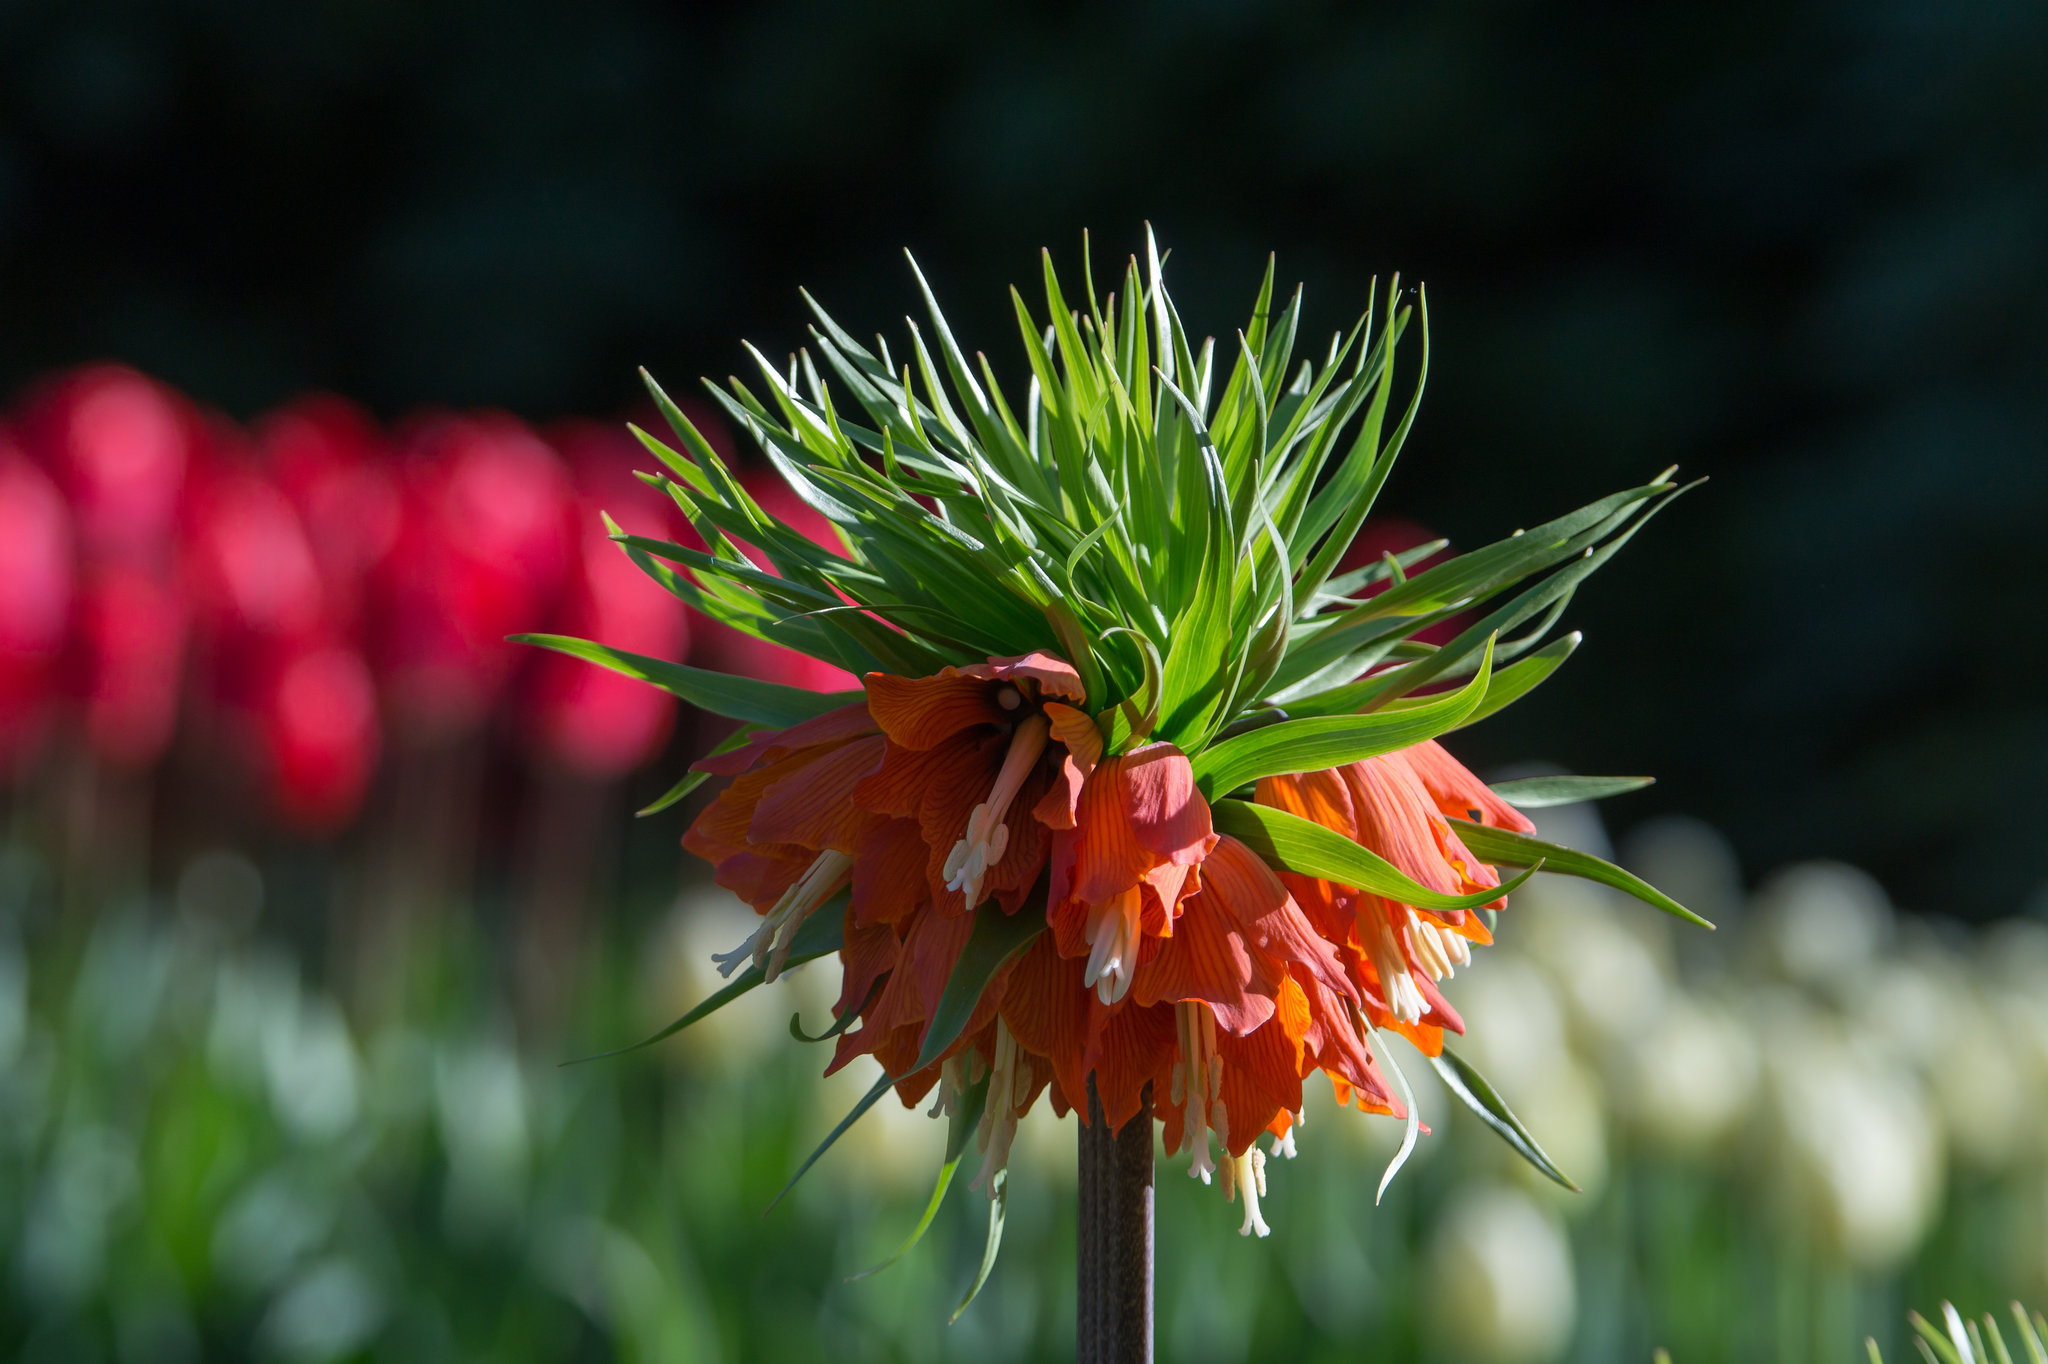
[4,813,2043,1363]
[2,364,2043,1362]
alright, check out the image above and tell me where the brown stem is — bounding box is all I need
[1078,1077,1153,1364]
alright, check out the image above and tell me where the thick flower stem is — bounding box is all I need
[1078,1077,1153,1364]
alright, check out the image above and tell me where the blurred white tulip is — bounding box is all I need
[1752,862,1892,994]
[1763,1031,1943,1270]
[1424,1183,1577,1363]
[1612,993,1759,1159]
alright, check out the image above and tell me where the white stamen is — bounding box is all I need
[1082,886,1139,1004]
[1226,1148,1271,1238]
[1361,904,1428,1024]
[1270,1128,1297,1160]
[1174,1002,1224,1185]
[972,1020,1031,1196]
[943,714,1050,907]
[713,849,852,982]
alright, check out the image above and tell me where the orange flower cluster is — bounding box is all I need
[684,652,1534,1236]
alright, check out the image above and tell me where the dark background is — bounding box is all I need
[3,0,2043,918]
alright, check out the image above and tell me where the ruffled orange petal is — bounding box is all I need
[960,651,1088,704]
[864,671,1009,750]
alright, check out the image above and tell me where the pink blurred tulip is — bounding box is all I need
[0,443,74,774]
[21,364,196,569]
[71,563,188,769]
[260,396,402,634]
[261,641,381,833]
[375,412,574,742]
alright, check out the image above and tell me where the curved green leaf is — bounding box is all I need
[1193,637,1493,797]
[912,892,1046,1074]
[561,897,846,1065]
[1212,800,1538,911]
[1490,775,1654,809]
[1430,1045,1579,1192]
[1441,632,1579,731]
[1447,819,1713,929]
[636,724,764,817]
[949,1166,1008,1323]
[511,633,863,727]
[1359,1013,1419,1205]
[848,1072,991,1281]
[770,1070,894,1213]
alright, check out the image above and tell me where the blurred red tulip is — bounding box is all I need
[260,395,401,634]
[72,563,188,768]
[524,421,690,779]
[376,412,574,741]
[0,444,74,774]
[187,462,326,656]
[21,364,197,569]
[261,641,381,833]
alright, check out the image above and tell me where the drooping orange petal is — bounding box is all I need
[1082,997,1176,1134]
[1067,759,1159,904]
[851,736,957,819]
[1215,1004,1305,1155]
[1000,934,1091,1110]
[1197,836,1357,1007]
[1294,966,1394,1112]
[748,734,886,851]
[1341,754,1469,897]
[1255,767,1355,838]
[1404,738,1537,834]
[864,671,1008,750]
[1117,743,1215,864]
[1132,894,1278,1036]
[852,818,930,928]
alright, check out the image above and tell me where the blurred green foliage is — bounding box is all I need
[2,801,2042,1362]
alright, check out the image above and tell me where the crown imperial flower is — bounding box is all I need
[529,231,1705,1310]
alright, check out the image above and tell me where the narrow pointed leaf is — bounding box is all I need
[1194,638,1494,796]
[637,724,763,816]
[912,892,1047,1073]
[1213,800,1539,911]
[1490,775,1655,809]
[949,1166,1007,1323]
[1447,820,1713,929]
[848,1073,991,1281]
[1431,1046,1579,1192]
[562,898,846,1064]
[1362,1014,1418,1204]
[770,1070,895,1212]
[512,633,862,727]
